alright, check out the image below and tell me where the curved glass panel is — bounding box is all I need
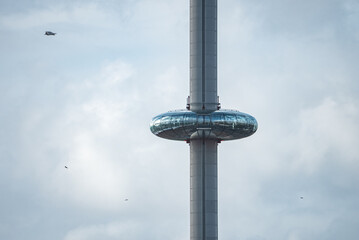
[150,109,258,141]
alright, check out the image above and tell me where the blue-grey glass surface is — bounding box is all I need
[150,110,258,141]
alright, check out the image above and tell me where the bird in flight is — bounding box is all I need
[124,199,128,201]
[45,31,56,36]
[300,196,303,199]
[65,166,68,169]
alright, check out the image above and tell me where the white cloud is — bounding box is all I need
[64,219,189,240]
[100,60,134,85]
[50,61,137,209]
[7,60,138,211]
[293,97,359,172]
[151,66,187,108]
[64,221,139,240]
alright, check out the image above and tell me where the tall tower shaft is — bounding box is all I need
[190,1,218,239]
[190,0,218,113]
[150,1,257,240]
[190,136,218,239]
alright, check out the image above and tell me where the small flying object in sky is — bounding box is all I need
[45,31,56,36]
[124,199,128,201]
[300,196,303,199]
[65,166,68,169]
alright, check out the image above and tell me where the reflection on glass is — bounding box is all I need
[150,109,257,141]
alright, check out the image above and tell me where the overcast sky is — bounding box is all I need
[0,0,358,239]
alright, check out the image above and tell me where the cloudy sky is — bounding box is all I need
[0,0,358,239]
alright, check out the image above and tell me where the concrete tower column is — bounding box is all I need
[190,0,218,113]
[190,138,218,240]
[150,1,257,240]
[190,1,218,239]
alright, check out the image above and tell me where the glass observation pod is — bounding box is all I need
[150,109,258,141]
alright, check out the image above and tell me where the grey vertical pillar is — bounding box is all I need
[190,0,218,239]
[190,138,218,240]
[190,0,218,113]
[151,0,257,239]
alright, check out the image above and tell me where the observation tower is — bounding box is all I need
[150,1,257,239]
